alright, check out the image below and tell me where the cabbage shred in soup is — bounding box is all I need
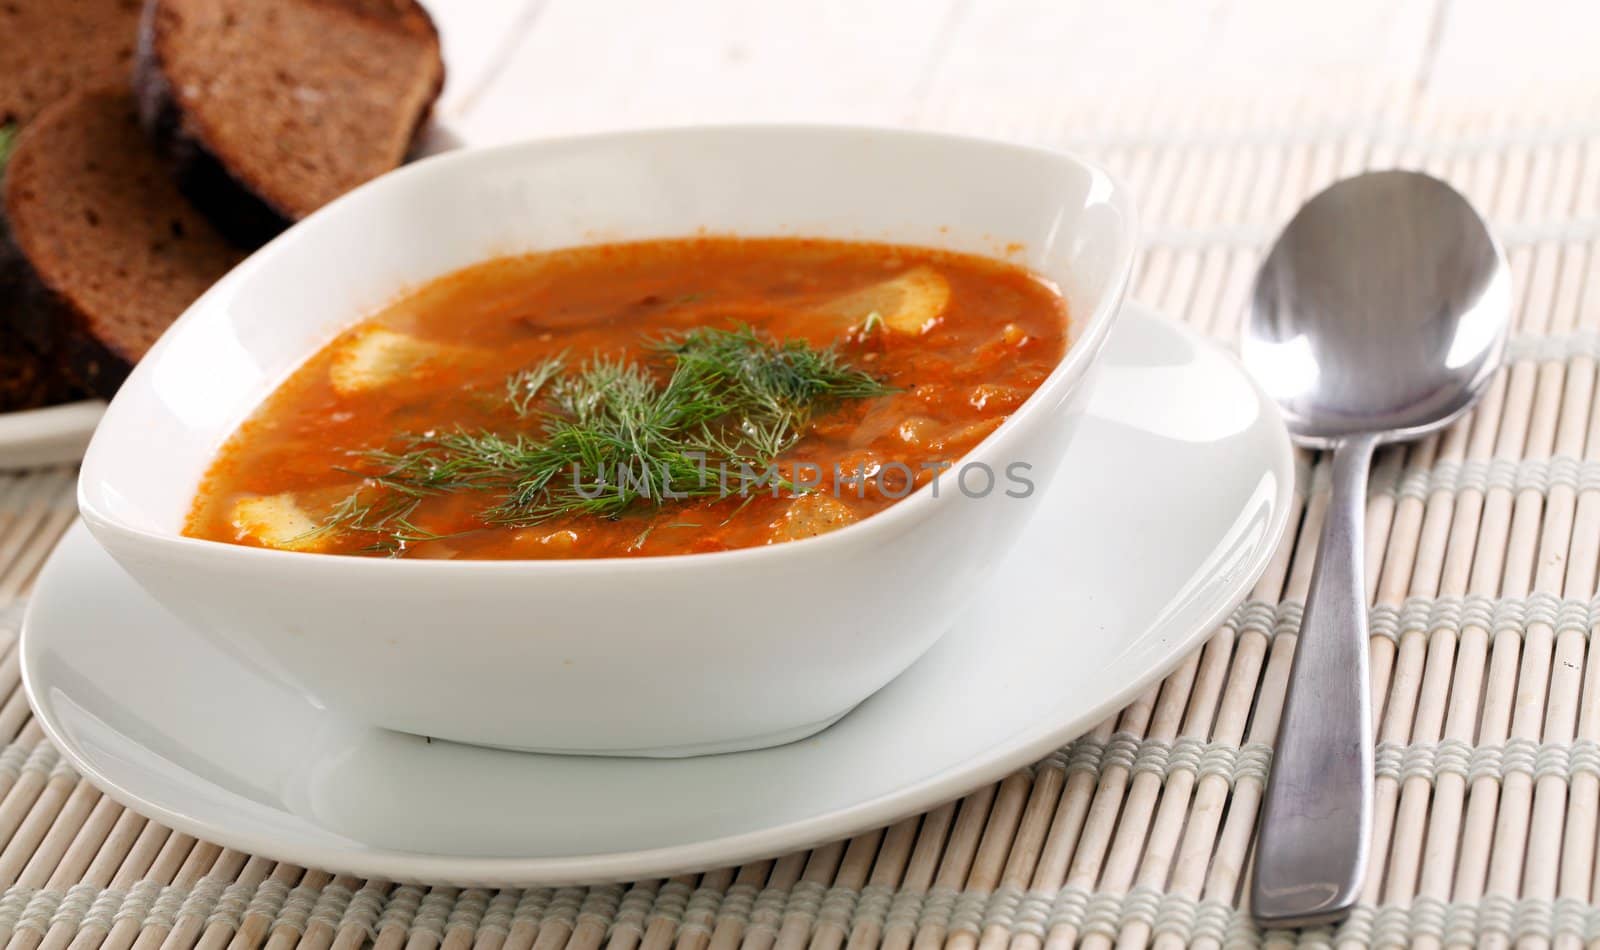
[185,238,1070,558]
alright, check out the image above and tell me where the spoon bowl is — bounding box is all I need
[1243,170,1510,928]
[1243,170,1511,447]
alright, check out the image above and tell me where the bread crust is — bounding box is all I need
[132,6,288,246]
[1,91,243,398]
[133,0,445,245]
[0,193,134,398]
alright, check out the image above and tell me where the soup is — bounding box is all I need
[186,238,1070,558]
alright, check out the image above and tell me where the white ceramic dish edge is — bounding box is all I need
[0,400,104,470]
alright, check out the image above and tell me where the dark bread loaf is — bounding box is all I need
[0,0,143,129]
[136,0,444,245]
[0,128,80,410]
[0,331,84,411]
[0,90,244,396]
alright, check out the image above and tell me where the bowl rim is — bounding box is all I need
[78,123,1139,573]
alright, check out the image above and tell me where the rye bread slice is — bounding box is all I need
[0,0,143,129]
[0,89,244,396]
[0,330,84,411]
[136,0,444,245]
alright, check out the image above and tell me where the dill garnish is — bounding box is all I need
[506,354,566,417]
[313,326,892,551]
[0,125,17,179]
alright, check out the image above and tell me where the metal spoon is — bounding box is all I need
[1242,170,1511,928]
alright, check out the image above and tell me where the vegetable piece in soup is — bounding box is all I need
[185,238,1070,559]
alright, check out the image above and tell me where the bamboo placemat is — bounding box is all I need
[3,84,1600,949]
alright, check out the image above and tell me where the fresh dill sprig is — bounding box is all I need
[506,354,566,417]
[0,125,17,179]
[316,326,893,549]
[291,484,441,557]
[657,324,893,451]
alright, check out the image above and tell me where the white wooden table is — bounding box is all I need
[427,1,1598,144]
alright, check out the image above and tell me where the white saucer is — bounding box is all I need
[22,305,1293,886]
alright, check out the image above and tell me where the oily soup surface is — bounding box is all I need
[187,239,1069,558]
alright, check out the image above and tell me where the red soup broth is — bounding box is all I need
[185,238,1070,558]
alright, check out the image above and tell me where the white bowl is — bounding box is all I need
[77,126,1137,756]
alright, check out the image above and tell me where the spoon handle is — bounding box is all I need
[1251,433,1376,928]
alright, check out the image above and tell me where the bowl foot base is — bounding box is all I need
[413,707,857,759]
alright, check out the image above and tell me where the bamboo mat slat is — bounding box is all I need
[5,82,1600,949]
